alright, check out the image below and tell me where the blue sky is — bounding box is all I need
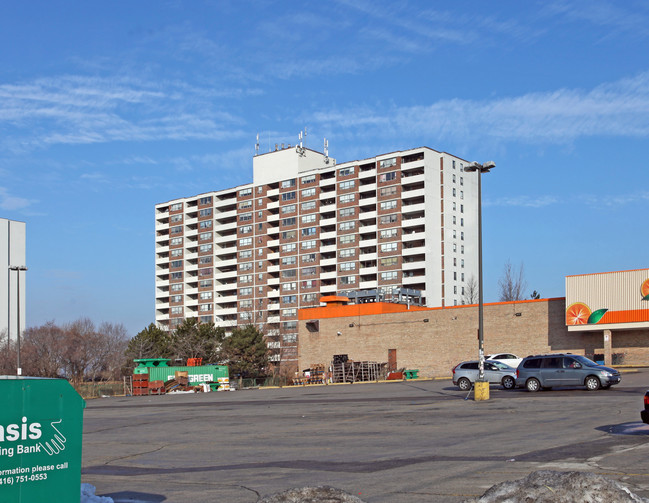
[1,1,648,337]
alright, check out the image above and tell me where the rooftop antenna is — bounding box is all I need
[255,133,260,156]
[296,130,306,157]
[324,138,329,164]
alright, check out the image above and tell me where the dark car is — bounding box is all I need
[642,391,649,424]
[516,354,621,392]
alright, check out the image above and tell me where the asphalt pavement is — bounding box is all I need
[82,370,649,502]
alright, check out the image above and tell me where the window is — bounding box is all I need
[453,188,457,197]
[171,294,182,303]
[339,167,353,176]
[339,234,355,244]
[171,283,183,292]
[239,212,252,222]
[339,193,355,204]
[240,262,253,271]
[453,202,457,211]
[171,272,182,280]
[240,225,252,234]
[302,280,316,289]
[381,271,398,281]
[301,188,316,198]
[339,207,355,218]
[170,214,182,223]
[282,295,297,304]
[381,242,398,253]
[380,186,397,197]
[461,204,464,213]
[170,237,182,246]
[199,231,212,241]
[282,243,296,253]
[199,279,212,288]
[301,201,316,211]
[240,311,252,320]
[461,245,464,254]
[199,268,212,277]
[379,158,396,168]
[239,237,252,247]
[301,227,317,236]
[453,160,456,169]
[171,260,182,268]
[460,177,464,186]
[282,282,297,291]
[340,275,356,285]
[380,228,398,239]
[199,220,212,229]
[239,188,252,197]
[239,200,252,209]
[339,180,355,190]
[461,259,465,268]
[380,257,398,267]
[380,214,398,224]
[460,191,464,200]
[380,200,397,211]
[281,230,296,239]
[281,217,296,226]
[281,256,297,266]
[281,179,296,188]
[461,218,464,227]
[239,249,252,259]
[301,240,316,250]
[199,304,212,312]
[199,256,212,265]
[302,293,318,303]
[453,216,457,224]
[171,306,183,315]
[301,174,316,184]
[239,287,252,296]
[339,248,355,258]
[170,203,182,211]
[283,321,298,331]
[301,214,316,224]
[171,249,182,257]
[281,204,296,214]
[282,191,296,201]
[339,221,355,231]
[302,253,316,263]
[281,269,297,278]
[200,196,212,205]
[379,171,397,182]
[171,225,182,234]
[301,266,317,275]
[283,333,297,343]
[461,232,464,240]
[339,261,356,271]
[240,299,253,309]
[199,208,212,217]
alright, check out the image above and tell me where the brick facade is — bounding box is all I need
[297,297,649,377]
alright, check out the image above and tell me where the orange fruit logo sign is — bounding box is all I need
[566,302,591,325]
[642,278,649,301]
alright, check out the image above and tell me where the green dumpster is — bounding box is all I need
[0,376,85,503]
[404,369,419,379]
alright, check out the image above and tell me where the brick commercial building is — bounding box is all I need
[155,142,480,369]
[297,268,649,377]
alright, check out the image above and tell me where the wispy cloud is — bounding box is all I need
[0,187,34,211]
[486,191,649,209]
[486,195,559,208]
[0,75,249,152]
[312,71,649,144]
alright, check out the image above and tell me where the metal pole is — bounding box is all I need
[477,168,484,381]
[16,269,21,376]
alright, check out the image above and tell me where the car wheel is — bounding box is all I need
[457,377,472,391]
[502,376,515,390]
[526,378,541,392]
[585,376,600,391]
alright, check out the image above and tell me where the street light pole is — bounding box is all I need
[8,265,27,376]
[464,161,494,383]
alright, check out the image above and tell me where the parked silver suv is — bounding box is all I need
[516,354,621,392]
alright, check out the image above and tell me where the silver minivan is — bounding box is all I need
[516,354,621,391]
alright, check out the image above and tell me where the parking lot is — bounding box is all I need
[82,370,649,502]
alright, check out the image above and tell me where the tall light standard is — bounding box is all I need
[463,161,494,384]
[8,265,27,376]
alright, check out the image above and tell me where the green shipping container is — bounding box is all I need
[147,365,229,385]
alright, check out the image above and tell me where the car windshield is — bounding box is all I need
[572,355,599,367]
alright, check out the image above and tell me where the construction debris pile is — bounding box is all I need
[130,358,230,396]
[292,356,388,385]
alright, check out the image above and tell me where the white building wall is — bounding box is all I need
[0,218,27,344]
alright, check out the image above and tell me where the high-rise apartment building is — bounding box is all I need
[1,218,27,344]
[155,145,478,369]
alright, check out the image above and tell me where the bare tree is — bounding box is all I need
[498,260,528,302]
[463,275,479,305]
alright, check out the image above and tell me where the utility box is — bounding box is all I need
[0,376,85,503]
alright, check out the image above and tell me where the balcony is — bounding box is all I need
[320,257,336,267]
[359,280,378,289]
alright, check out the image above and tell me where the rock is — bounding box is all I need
[259,485,366,503]
[464,470,647,503]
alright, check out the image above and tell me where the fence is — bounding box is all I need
[74,380,126,399]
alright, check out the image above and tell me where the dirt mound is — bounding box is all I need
[259,486,366,503]
[464,470,647,503]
